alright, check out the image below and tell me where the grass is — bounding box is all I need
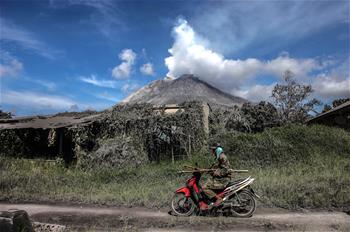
[1,124,349,210]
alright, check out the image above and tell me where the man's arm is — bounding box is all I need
[215,155,230,177]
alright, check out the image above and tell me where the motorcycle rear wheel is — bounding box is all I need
[230,190,256,218]
[171,193,196,216]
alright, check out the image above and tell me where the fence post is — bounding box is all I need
[171,146,174,164]
[188,135,191,158]
[58,128,63,156]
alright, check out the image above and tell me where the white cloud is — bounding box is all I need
[0,59,23,78]
[121,82,139,94]
[69,104,79,111]
[236,83,276,103]
[264,56,319,79]
[165,19,320,97]
[140,63,155,76]
[237,60,350,102]
[1,90,77,110]
[0,18,61,59]
[1,89,114,115]
[96,91,120,102]
[0,50,23,78]
[26,78,56,91]
[312,60,350,99]
[49,0,125,39]
[313,77,350,99]
[85,106,96,111]
[112,49,136,79]
[80,75,118,88]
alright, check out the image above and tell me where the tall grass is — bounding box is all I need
[0,124,349,209]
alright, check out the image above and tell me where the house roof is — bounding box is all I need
[0,103,211,130]
[0,113,101,130]
[307,101,350,123]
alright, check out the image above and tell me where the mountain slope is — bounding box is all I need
[121,74,248,107]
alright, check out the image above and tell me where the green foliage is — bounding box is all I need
[0,129,57,159]
[214,124,350,167]
[0,130,24,157]
[252,154,350,209]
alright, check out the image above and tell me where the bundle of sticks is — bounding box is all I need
[178,165,248,173]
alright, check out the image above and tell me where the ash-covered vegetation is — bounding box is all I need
[73,102,208,169]
[1,125,349,210]
[0,102,208,169]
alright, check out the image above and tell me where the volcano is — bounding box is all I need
[121,74,248,107]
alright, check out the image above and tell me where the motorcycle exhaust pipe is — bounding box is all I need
[221,202,233,209]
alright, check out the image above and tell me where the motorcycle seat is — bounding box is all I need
[225,178,246,187]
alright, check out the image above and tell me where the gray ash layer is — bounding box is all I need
[121,74,248,107]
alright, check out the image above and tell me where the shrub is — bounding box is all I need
[212,124,350,167]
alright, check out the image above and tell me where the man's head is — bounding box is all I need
[210,143,223,159]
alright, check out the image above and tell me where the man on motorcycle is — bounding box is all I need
[202,144,231,207]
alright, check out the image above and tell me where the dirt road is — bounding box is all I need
[0,203,349,231]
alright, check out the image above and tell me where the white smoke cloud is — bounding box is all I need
[112,49,136,79]
[140,63,155,76]
[165,19,321,100]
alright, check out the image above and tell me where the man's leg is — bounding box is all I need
[202,185,216,199]
[202,184,222,207]
[213,195,223,206]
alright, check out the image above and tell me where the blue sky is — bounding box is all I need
[0,0,349,116]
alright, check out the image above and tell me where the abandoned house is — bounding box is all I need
[0,102,210,168]
[307,100,350,130]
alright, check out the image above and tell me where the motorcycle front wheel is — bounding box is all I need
[171,192,196,216]
[230,190,256,218]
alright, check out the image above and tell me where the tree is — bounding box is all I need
[271,70,320,123]
[332,98,350,108]
[240,101,280,132]
[0,109,12,119]
[322,104,332,113]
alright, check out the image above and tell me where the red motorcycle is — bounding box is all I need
[171,168,260,217]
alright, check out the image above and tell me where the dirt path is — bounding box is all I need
[0,203,349,231]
